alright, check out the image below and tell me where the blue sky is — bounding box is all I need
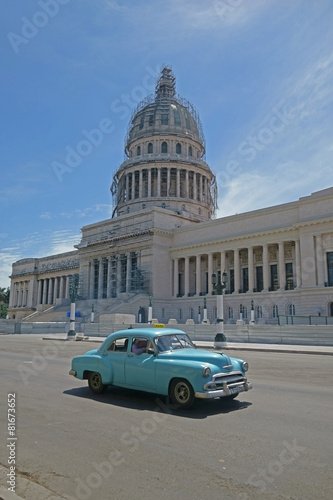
[1,0,333,288]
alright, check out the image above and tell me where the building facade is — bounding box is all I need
[8,68,333,324]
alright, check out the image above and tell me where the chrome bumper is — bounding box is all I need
[195,381,253,399]
[69,369,77,377]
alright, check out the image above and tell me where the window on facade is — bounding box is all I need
[161,142,168,153]
[102,258,108,299]
[229,269,234,294]
[120,255,127,293]
[161,167,168,196]
[110,256,117,298]
[256,266,263,292]
[288,304,295,316]
[185,116,191,130]
[148,143,153,154]
[161,114,169,125]
[272,305,279,319]
[139,113,145,130]
[255,305,263,319]
[188,171,194,199]
[134,171,140,199]
[180,170,186,198]
[142,169,148,198]
[270,264,278,291]
[228,306,233,319]
[169,168,177,196]
[174,108,181,125]
[93,259,99,299]
[148,114,154,126]
[196,173,201,201]
[286,262,294,290]
[188,146,193,156]
[178,308,183,320]
[176,143,181,154]
[190,308,194,319]
[128,173,132,200]
[151,168,158,196]
[242,306,248,319]
[242,268,248,292]
[327,252,333,286]
[137,146,141,156]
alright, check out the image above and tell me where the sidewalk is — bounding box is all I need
[42,334,333,355]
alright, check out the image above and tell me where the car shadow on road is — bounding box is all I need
[63,385,252,419]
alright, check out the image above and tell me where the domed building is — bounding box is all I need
[112,66,217,221]
[8,67,333,329]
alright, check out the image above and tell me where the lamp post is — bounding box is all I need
[67,274,79,339]
[240,304,243,321]
[211,271,228,335]
[250,300,255,323]
[148,294,153,324]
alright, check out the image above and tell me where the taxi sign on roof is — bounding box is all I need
[153,323,165,328]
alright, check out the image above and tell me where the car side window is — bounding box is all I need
[107,337,129,352]
[131,337,149,354]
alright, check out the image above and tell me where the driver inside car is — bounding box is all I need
[131,338,148,354]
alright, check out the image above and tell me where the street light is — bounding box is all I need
[211,271,228,335]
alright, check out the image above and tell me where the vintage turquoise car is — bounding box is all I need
[69,327,252,409]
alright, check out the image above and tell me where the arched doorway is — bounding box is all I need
[138,307,147,323]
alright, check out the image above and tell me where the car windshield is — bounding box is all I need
[155,334,195,352]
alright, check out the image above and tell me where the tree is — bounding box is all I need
[0,287,10,319]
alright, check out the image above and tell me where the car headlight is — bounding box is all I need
[242,361,249,372]
[203,366,211,378]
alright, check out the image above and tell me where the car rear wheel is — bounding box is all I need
[88,372,106,394]
[169,378,195,409]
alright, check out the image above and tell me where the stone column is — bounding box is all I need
[98,259,103,299]
[248,246,254,292]
[157,167,161,197]
[42,279,48,305]
[208,253,213,295]
[233,249,240,293]
[220,251,226,273]
[316,234,325,286]
[196,255,201,296]
[54,277,59,302]
[139,170,143,198]
[65,275,70,299]
[295,239,301,288]
[117,256,122,295]
[263,244,269,291]
[278,242,286,290]
[126,254,131,293]
[173,258,179,296]
[148,169,152,197]
[107,256,112,298]
[176,169,180,198]
[185,170,189,199]
[37,280,42,305]
[167,167,171,196]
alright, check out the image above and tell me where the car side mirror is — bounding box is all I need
[147,348,156,355]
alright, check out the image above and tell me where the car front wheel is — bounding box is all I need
[169,378,195,409]
[88,372,106,394]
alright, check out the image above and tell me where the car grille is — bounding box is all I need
[211,371,246,389]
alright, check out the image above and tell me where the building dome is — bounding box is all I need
[125,67,206,156]
[111,67,217,221]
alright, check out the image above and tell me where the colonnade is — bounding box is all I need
[88,253,141,300]
[118,166,211,205]
[37,275,71,305]
[173,241,302,297]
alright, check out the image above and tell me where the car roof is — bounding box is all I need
[108,327,186,339]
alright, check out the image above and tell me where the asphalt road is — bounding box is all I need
[0,334,332,500]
